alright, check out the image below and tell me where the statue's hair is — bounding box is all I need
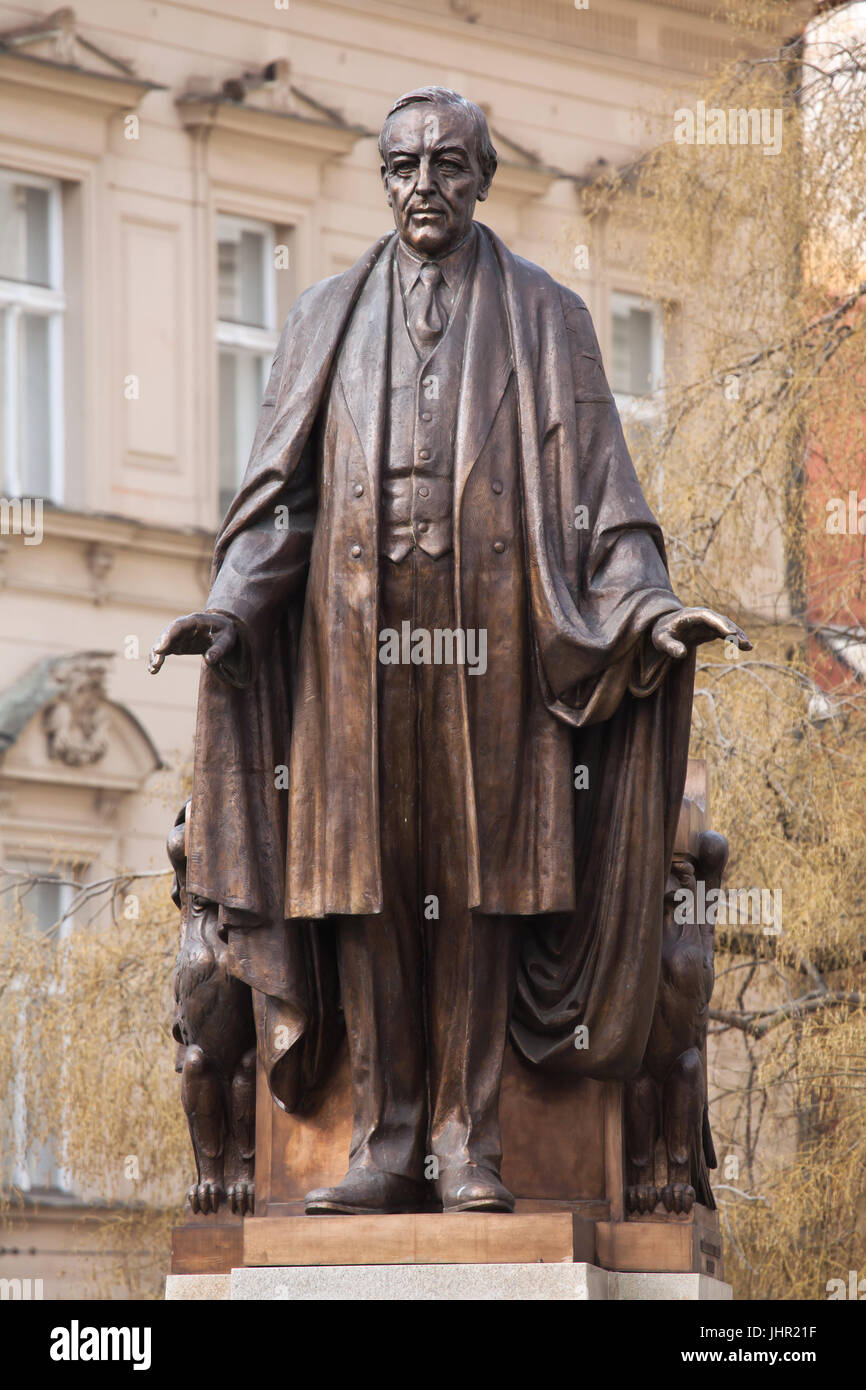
[378,86,498,184]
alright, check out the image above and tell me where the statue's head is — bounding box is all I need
[379,87,497,259]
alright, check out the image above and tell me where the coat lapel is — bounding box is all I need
[337,235,395,492]
[453,225,514,519]
[449,227,513,910]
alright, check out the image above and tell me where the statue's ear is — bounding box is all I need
[697,829,729,888]
[167,823,186,870]
[168,801,190,906]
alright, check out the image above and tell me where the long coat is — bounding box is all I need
[187,224,694,1108]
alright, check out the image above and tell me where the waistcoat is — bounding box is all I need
[380,246,475,562]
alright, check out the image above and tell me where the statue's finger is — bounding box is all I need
[712,614,748,643]
[146,628,174,672]
[683,609,730,635]
[655,630,687,660]
[205,622,236,668]
[714,619,752,650]
[154,617,193,659]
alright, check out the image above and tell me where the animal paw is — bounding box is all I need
[188,1180,225,1215]
[227,1180,255,1216]
[661,1181,695,1214]
[626,1184,659,1214]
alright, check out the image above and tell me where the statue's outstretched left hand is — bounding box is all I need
[651,608,751,661]
[147,612,239,674]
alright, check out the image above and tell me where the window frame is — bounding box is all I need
[215,212,279,337]
[215,212,282,518]
[0,169,66,502]
[5,858,78,1194]
[609,288,664,418]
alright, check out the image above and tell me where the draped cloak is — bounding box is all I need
[185,223,695,1112]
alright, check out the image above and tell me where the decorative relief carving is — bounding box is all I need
[86,543,115,606]
[43,655,111,767]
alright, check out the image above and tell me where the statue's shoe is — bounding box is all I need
[305,1168,429,1215]
[437,1163,515,1213]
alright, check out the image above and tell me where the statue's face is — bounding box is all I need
[380,102,490,258]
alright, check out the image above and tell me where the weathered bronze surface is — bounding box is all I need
[151,87,748,1226]
[168,803,256,1215]
[625,771,728,1217]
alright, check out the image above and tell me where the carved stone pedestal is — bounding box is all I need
[169,1043,727,1298]
[167,1210,731,1301]
[166,1260,731,1302]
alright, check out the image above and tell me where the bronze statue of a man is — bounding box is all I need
[149,88,748,1217]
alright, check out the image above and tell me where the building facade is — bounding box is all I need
[0,0,792,1293]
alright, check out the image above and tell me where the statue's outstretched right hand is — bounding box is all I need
[147,612,239,674]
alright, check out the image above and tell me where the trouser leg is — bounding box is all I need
[335,906,427,1179]
[413,550,521,1177]
[332,549,520,1194]
[427,911,520,1174]
[333,554,427,1181]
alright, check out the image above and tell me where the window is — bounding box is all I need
[0,171,64,501]
[7,862,76,1193]
[216,214,282,519]
[610,291,663,403]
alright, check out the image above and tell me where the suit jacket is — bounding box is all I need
[187,224,694,1106]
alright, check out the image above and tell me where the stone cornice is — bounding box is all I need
[176,95,365,160]
[0,50,163,114]
[38,505,215,562]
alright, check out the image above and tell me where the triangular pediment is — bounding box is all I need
[177,59,363,157]
[0,652,163,792]
[0,7,163,104]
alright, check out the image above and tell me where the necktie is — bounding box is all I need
[411,263,444,347]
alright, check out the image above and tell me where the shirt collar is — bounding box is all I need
[396,224,477,296]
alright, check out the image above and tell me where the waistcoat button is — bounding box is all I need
[353,483,364,497]
[351,544,362,557]
[492,480,503,495]
[493,540,506,553]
